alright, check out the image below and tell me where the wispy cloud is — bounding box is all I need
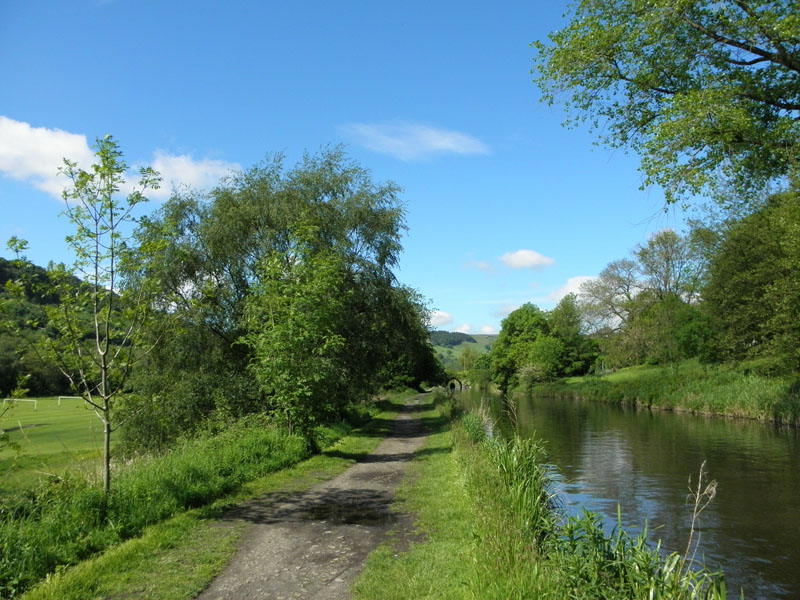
[499,249,555,270]
[547,276,597,302]
[464,259,492,272]
[145,151,239,200]
[0,116,239,200]
[479,325,497,334]
[429,310,453,328]
[455,323,472,334]
[494,304,520,318]
[341,121,489,161]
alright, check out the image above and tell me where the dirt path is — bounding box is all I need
[196,394,430,600]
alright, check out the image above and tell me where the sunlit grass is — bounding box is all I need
[1,397,107,494]
[3,394,409,599]
[534,360,800,425]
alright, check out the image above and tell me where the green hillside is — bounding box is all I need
[431,331,496,370]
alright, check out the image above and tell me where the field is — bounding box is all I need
[0,396,106,494]
[432,333,496,369]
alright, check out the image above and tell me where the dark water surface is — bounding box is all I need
[462,389,800,599]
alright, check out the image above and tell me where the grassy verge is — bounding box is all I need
[355,395,726,599]
[532,360,800,426]
[7,393,410,600]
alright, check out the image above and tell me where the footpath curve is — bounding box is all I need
[196,394,430,600]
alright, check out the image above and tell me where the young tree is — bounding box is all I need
[534,0,800,204]
[50,135,160,493]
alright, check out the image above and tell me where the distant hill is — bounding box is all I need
[429,330,497,370]
[430,330,476,347]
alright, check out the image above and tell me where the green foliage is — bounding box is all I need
[490,300,598,394]
[581,230,708,368]
[534,359,800,425]
[126,147,441,446]
[534,0,800,204]
[0,257,74,398]
[246,237,353,435]
[703,186,800,371]
[40,135,162,493]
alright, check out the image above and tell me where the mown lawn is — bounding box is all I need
[1,397,106,494]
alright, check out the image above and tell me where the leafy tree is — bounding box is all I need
[468,353,492,390]
[580,230,707,367]
[524,333,566,384]
[41,136,160,493]
[246,232,352,435]
[125,147,438,445]
[458,345,479,372]
[534,0,800,203]
[491,303,549,394]
[703,186,800,370]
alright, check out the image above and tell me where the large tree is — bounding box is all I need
[580,230,707,366]
[702,186,800,369]
[534,0,800,203]
[124,147,439,447]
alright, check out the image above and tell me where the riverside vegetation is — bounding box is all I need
[354,393,727,599]
[1,394,409,599]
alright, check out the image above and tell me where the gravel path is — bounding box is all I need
[196,394,430,600]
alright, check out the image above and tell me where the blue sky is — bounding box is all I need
[0,0,691,334]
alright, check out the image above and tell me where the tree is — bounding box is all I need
[490,303,549,394]
[125,147,438,446]
[580,230,707,367]
[533,0,800,204]
[246,233,352,435]
[47,136,160,493]
[702,186,800,370]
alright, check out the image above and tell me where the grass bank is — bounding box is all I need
[4,393,409,599]
[355,394,726,599]
[531,360,800,426]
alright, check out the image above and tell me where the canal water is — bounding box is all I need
[462,389,800,599]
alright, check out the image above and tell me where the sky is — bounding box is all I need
[0,0,692,335]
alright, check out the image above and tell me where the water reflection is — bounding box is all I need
[463,390,800,599]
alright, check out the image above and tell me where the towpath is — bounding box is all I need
[196,394,430,600]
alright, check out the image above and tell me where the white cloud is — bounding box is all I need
[499,249,555,270]
[0,116,94,197]
[547,276,597,302]
[341,121,489,161]
[0,116,240,201]
[480,325,497,334]
[455,323,471,334]
[145,151,239,200]
[429,310,453,327]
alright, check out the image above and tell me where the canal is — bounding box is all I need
[462,389,800,599]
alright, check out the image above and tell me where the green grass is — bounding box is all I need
[1,397,107,494]
[533,360,800,426]
[14,393,408,600]
[353,395,476,600]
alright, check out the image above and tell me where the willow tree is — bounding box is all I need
[50,135,160,493]
[534,0,800,204]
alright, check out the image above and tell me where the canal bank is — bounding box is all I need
[354,393,727,600]
[529,361,800,427]
[462,388,800,599]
